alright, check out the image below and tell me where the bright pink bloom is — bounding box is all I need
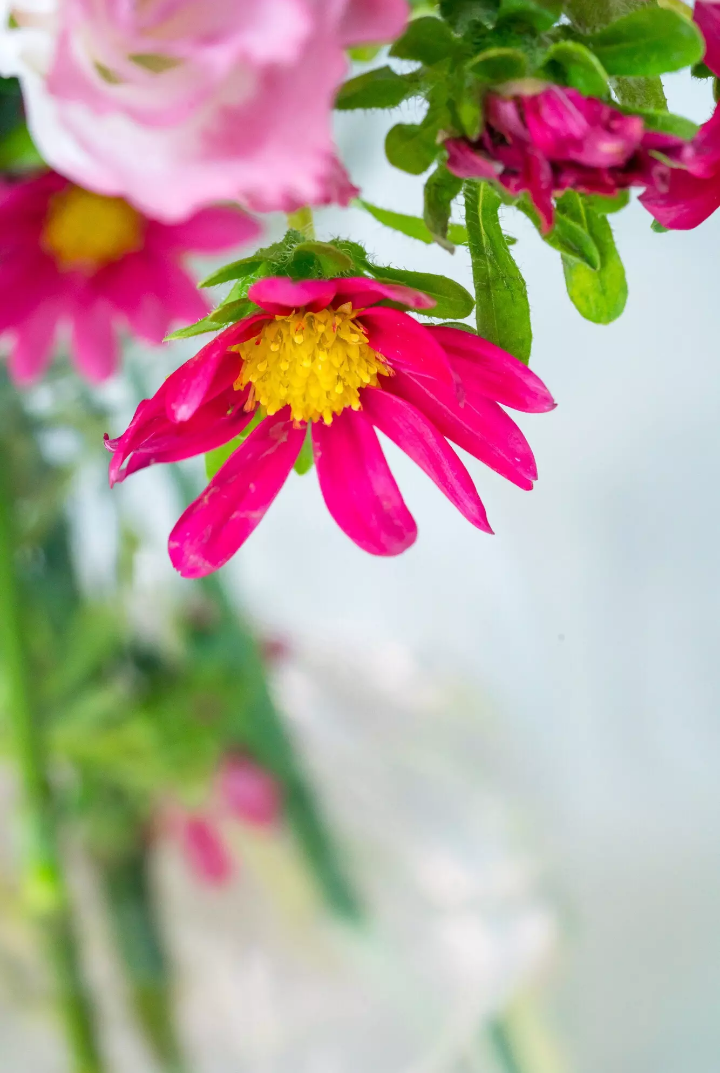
[106,276,555,578]
[639,3,720,229]
[0,170,258,383]
[446,86,689,231]
[181,814,234,885]
[217,756,282,828]
[0,0,408,221]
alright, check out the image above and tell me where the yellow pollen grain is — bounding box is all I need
[41,185,144,271]
[234,307,391,425]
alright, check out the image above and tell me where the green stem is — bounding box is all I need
[287,206,315,238]
[489,1018,525,1073]
[0,438,103,1073]
[97,842,187,1073]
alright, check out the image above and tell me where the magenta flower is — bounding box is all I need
[0,170,258,383]
[107,276,555,578]
[0,0,408,221]
[446,85,689,230]
[181,814,234,886]
[640,3,720,229]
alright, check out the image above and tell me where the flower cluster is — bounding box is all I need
[445,86,690,231]
[106,276,555,577]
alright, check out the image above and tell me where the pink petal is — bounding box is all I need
[100,251,209,344]
[388,370,537,490]
[312,408,417,556]
[165,314,269,423]
[358,306,456,389]
[338,0,409,45]
[110,388,255,483]
[182,816,233,885]
[362,387,492,533]
[168,413,305,578]
[217,756,281,827]
[9,303,60,384]
[71,300,119,382]
[696,0,720,78]
[152,207,261,254]
[333,276,435,311]
[639,167,720,229]
[445,139,504,181]
[428,326,556,413]
[248,277,338,314]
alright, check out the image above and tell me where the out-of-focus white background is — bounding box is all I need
[67,70,720,1073]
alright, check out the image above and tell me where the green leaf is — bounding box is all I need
[347,45,382,62]
[208,298,256,324]
[517,197,601,270]
[385,122,439,174]
[165,314,218,341]
[497,0,562,31]
[440,0,500,32]
[539,41,610,96]
[436,320,478,332]
[294,241,354,272]
[0,123,43,170]
[468,46,528,82]
[356,199,468,246]
[586,7,704,76]
[559,192,627,324]
[621,107,698,139]
[424,165,464,250]
[335,66,416,110]
[462,180,531,362]
[293,429,314,475]
[584,190,630,214]
[390,16,458,64]
[199,257,265,289]
[365,264,475,319]
[651,218,669,233]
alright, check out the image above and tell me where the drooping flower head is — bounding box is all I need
[106,276,555,578]
[0,169,258,382]
[446,84,690,231]
[0,0,408,221]
[640,1,720,229]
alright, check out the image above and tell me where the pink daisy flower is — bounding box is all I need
[446,85,689,231]
[0,170,259,383]
[106,276,556,578]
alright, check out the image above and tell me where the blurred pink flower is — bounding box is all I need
[181,814,234,885]
[106,276,555,578]
[217,755,282,828]
[695,0,720,78]
[0,170,258,383]
[446,86,689,230]
[0,0,408,221]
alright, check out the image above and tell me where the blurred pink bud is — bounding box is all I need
[182,815,234,885]
[218,756,282,828]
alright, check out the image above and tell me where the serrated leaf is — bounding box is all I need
[463,180,531,362]
[424,165,464,250]
[622,107,698,139]
[165,314,218,341]
[385,122,439,175]
[199,257,265,289]
[366,264,475,319]
[294,241,354,271]
[208,298,256,324]
[586,7,704,77]
[516,197,601,270]
[335,66,416,110]
[559,192,627,324]
[540,41,610,96]
[498,0,561,31]
[468,46,528,81]
[440,0,500,31]
[390,16,458,64]
[356,199,468,246]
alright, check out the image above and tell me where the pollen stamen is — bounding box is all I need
[236,307,390,424]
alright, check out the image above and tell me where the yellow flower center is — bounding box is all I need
[41,185,144,271]
[234,304,391,425]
